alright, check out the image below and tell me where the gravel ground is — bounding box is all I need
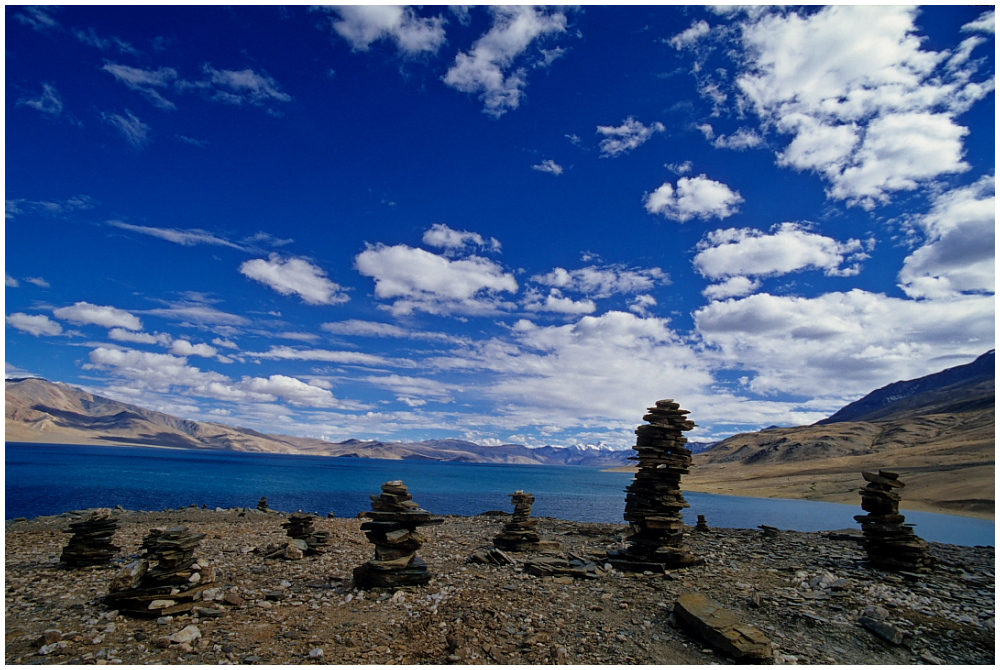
[5,507,995,665]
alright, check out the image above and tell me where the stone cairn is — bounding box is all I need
[493,491,558,552]
[282,512,331,555]
[856,470,934,573]
[61,510,120,567]
[608,399,702,572]
[106,526,215,616]
[353,481,443,589]
[695,515,709,532]
[257,496,270,512]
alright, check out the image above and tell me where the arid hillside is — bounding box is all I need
[685,353,995,520]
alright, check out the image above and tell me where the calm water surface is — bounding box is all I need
[5,443,993,547]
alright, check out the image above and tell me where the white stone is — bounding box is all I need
[308,648,324,659]
[148,600,177,610]
[168,625,202,645]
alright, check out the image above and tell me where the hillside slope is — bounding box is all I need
[4,378,630,467]
[685,353,995,519]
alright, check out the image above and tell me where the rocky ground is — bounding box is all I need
[5,507,995,665]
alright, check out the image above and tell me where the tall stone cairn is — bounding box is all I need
[282,512,331,555]
[856,470,934,573]
[353,481,443,589]
[60,510,120,567]
[493,491,559,552]
[608,399,703,572]
[106,526,215,616]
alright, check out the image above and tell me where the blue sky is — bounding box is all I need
[5,5,995,448]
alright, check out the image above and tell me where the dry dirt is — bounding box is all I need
[5,508,995,665]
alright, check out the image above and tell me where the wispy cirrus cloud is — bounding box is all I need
[532,159,564,176]
[100,109,151,148]
[596,117,665,157]
[17,83,64,116]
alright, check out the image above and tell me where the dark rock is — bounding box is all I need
[673,591,773,661]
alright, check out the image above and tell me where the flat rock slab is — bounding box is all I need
[673,591,773,662]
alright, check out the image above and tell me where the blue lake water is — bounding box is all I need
[4,443,994,547]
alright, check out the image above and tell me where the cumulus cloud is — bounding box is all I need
[170,340,218,358]
[355,243,518,316]
[17,83,64,116]
[596,117,665,157]
[712,127,764,150]
[6,313,63,337]
[100,110,150,148]
[702,276,762,300]
[53,301,142,330]
[240,255,349,306]
[522,288,596,315]
[644,175,744,222]
[85,346,227,392]
[628,294,657,317]
[734,6,993,208]
[898,175,995,299]
[422,223,501,254]
[669,20,711,50]
[532,159,564,175]
[109,328,171,346]
[694,223,868,283]
[443,6,568,117]
[531,265,669,299]
[236,374,340,408]
[694,289,994,398]
[317,5,446,56]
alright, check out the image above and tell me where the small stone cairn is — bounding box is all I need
[257,496,270,513]
[608,399,702,572]
[353,481,443,589]
[106,526,215,616]
[60,510,120,567]
[282,512,331,555]
[493,491,558,552]
[695,515,709,532]
[856,470,934,573]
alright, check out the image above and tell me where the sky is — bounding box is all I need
[4,4,995,449]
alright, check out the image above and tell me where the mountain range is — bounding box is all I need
[4,377,636,467]
[685,351,994,518]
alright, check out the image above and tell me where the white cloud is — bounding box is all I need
[702,276,762,300]
[109,220,248,250]
[170,340,218,358]
[212,337,239,350]
[199,65,292,107]
[712,127,764,150]
[734,6,993,208]
[532,159,564,176]
[85,346,227,392]
[669,20,711,50]
[531,265,669,298]
[644,174,744,222]
[236,374,340,408]
[666,161,693,175]
[5,274,19,287]
[6,313,63,337]
[102,64,178,109]
[247,345,392,368]
[694,223,867,281]
[628,294,657,317]
[596,117,665,157]
[25,277,49,288]
[322,320,409,338]
[17,83,63,116]
[319,5,446,56]
[695,289,994,398]
[961,10,994,34]
[109,328,171,346]
[53,301,142,330]
[144,301,249,326]
[355,243,518,316]
[898,175,995,299]
[100,110,150,148]
[522,288,596,315]
[422,223,500,254]
[443,6,568,117]
[240,255,349,306]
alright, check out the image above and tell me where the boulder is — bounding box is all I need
[673,591,773,661]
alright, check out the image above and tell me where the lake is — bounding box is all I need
[4,443,994,547]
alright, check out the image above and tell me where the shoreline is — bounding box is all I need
[5,508,994,665]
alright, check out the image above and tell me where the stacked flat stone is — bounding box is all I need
[493,491,559,552]
[257,496,270,512]
[61,510,120,567]
[282,512,331,555]
[856,470,934,573]
[608,399,702,572]
[353,481,443,588]
[106,526,215,616]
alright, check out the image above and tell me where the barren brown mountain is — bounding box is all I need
[684,352,995,520]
